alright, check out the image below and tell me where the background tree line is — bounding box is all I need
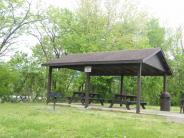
[0,0,183,105]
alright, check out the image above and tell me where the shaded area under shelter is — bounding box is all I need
[42,48,172,113]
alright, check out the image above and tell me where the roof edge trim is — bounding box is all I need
[42,59,143,67]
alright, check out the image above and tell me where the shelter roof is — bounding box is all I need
[42,48,172,76]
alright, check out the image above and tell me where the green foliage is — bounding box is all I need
[91,76,114,98]
[0,64,17,97]
[147,19,166,49]
[168,54,184,105]
[8,52,46,98]
[52,69,77,96]
[142,77,162,105]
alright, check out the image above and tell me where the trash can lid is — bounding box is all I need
[160,92,170,98]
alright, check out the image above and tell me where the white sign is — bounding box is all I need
[84,66,92,72]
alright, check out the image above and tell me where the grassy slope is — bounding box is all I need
[0,103,183,138]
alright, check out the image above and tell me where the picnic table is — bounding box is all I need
[67,92,104,105]
[109,94,147,110]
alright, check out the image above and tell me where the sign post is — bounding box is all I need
[84,66,91,108]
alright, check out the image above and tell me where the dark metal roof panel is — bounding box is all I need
[43,48,161,66]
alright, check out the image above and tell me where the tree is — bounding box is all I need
[147,19,166,49]
[0,63,17,102]
[0,0,42,57]
[166,27,184,105]
[8,52,46,101]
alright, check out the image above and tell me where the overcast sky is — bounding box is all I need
[139,0,184,27]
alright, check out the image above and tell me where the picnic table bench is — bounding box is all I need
[109,94,147,110]
[67,92,104,105]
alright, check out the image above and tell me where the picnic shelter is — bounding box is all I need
[42,48,172,113]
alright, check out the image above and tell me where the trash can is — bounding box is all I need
[160,92,171,111]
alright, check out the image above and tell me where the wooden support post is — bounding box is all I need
[85,72,90,108]
[120,75,124,95]
[47,67,52,104]
[53,97,56,110]
[160,74,170,111]
[136,63,142,114]
[163,75,167,92]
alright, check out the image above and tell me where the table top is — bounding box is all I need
[73,92,101,97]
[114,94,137,98]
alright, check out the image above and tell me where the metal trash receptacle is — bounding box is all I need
[160,92,171,111]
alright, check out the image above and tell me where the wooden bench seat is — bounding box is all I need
[126,101,147,110]
[81,97,104,105]
[108,94,147,110]
[67,92,104,106]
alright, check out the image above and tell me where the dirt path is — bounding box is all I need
[56,103,184,123]
[143,110,184,123]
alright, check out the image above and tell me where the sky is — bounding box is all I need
[139,0,184,28]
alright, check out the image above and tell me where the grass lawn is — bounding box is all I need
[146,105,180,112]
[0,103,184,138]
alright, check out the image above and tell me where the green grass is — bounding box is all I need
[0,103,183,138]
[147,105,180,112]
